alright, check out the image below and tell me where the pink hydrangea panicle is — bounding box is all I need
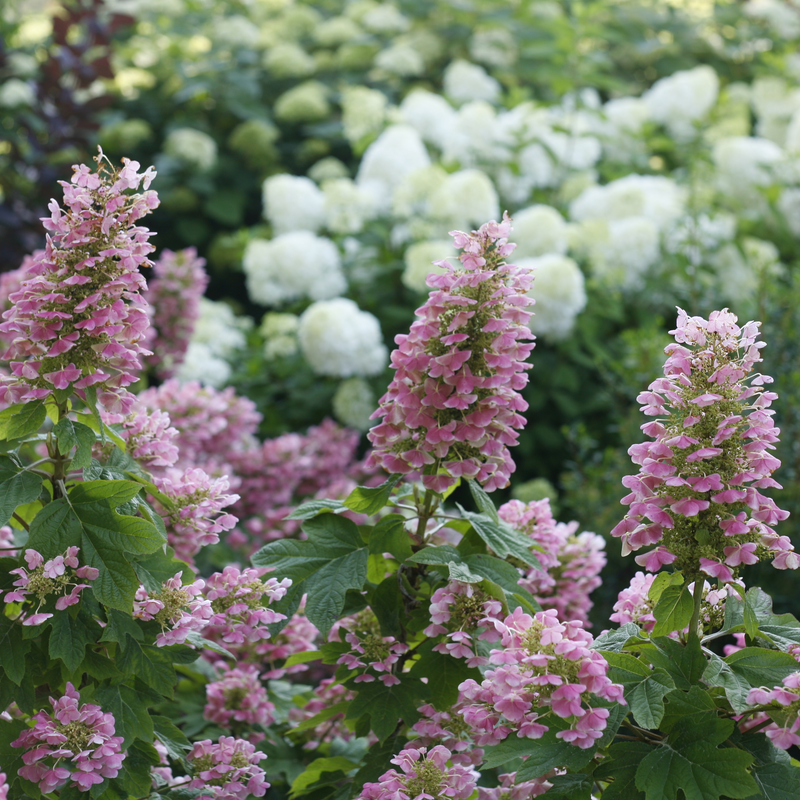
[368,213,535,492]
[202,565,291,646]
[499,499,606,625]
[132,572,212,646]
[249,604,320,678]
[477,770,561,800]
[424,581,504,666]
[411,704,483,767]
[746,671,800,750]
[613,308,794,582]
[12,682,125,792]
[334,610,410,685]
[357,746,478,800]
[143,247,209,378]
[4,546,98,625]
[0,150,158,410]
[187,736,269,800]
[457,608,625,749]
[0,771,8,800]
[100,397,179,471]
[0,525,15,557]
[204,663,276,728]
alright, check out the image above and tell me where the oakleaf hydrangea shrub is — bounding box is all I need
[5,151,800,800]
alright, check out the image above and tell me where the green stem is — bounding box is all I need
[49,401,70,501]
[688,576,705,642]
[414,488,437,541]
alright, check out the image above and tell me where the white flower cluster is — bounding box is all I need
[163,128,218,171]
[521,255,587,341]
[298,298,387,378]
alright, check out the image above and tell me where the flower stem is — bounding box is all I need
[688,576,705,642]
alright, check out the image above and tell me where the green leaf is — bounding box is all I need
[49,611,96,673]
[69,479,144,506]
[291,700,350,734]
[651,584,694,637]
[594,741,650,800]
[745,761,800,800]
[252,513,368,634]
[463,553,540,612]
[286,499,349,520]
[0,457,43,527]
[343,474,402,515]
[0,615,30,684]
[182,631,234,658]
[370,574,404,639]
[284,650,324,668]
[408,642,481,709]
[346,676,428,742]
[467,478,499,522]
[4,400,46,439]
[94,684,155,747]
[132,550,192,594]
[369,514,413,561]
[645,636,705,690]
[0,718,27,783]
[456,505,541,569]
[53,417,96,468]
[290,757,358,797]
[703,652,753,714]
[546,772,595,799]
[152,715,192,760]
[648,571,684,606]
[602,651,675,729]
[407,545,462,566]
[725,647,800,689]
[117,635,177,697]
[591,623,642,653]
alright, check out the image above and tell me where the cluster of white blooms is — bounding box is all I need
[744,0,800,38]
[521,255,587,341]
[0,77,35,107]
[333,377,377,431]
[341,86,388,143]
[401,240,454,292]
[712,136,784,211]
[298,298,387,378]
[643,65,719,139]
[243,232,346,306]
[264,43,316,77]
[513,205,569,257]
[274,80,330,122]
[442,59,502,104]
[262,174,326,234]
[322,178,376,235]
[163,128,218,171]
[260,313,300,360]
[176,300,250,388]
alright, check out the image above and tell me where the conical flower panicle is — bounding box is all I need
[612,308,796,581]
[368,213,535,492]
[0,150,158,412]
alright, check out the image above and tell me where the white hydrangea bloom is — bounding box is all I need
[274,81,330,122]
[743,236,781,273]
[164,128,217,171]
[643,66,719,139]
[589,216,661,290]
[712,136,783,204]
[442,101,500,167]
[263,43,316,77]
[512,205,569,257]
[709,244,760,306]
[298,298,387,377]
[520,255,587,340]
[665,213,737,266]
[569,174,686,230]
[429,169,500,232]
[469,27,517,68]
[261,312,300,360]
[602,97,650,134]
[373,42,425,76]
[540,129,602,171]
[744,0,800,38]
[262,174,326,234]
[244,232,346,306]
[443,59,501,105]
[308,157,350,182]
[0,78,35,107]
[175,299,250,387]
[397,89,457,150]
[778,187,800,235]
[333,377,377,431]
[213,15,261,48]
[785,108,800,152]
[361,3,410,33]
[402,240,455,292]
[314,16,363,46]
[356,125,431,212]
[322,178,375,234]
[341,86,388,143]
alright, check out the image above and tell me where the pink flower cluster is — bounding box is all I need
[499,499,606,625]
[132,572,212,646]
[458,608,625,749]
[101,397,180,471]
[0,524,16,556]
[612,308,795,582]
[249,606,319,678]
[151,468,239,564]
[358,746,477,800]
[0,772,7,800]
[143,247,209,379]
[412,704,483,767]
[187,736,269,800]
[478,770,559,800]
[204,664,275,728]
[335,611,409,686]
[13,682,125,792]
[747,672,800,750]
[368,213,535,492]
[203,566,291,646]
[424,581,504,666]
[0,152,158,412]
[4,547,98,626]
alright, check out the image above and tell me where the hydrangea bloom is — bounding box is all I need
[262,174,326,235]
[423,581,504,666]
[458,608,625,749]
[335,610,410,686]
[358,746,477,800]
[249,606,319,679]
[187,737,268,800]
[144,247,209,379]
[746,672,800,750]
[204,664,275,728]
[151,468,239,564]
[477,771,559,800]
[203,566,291,646]
[0,772,8,800]
[411,704,483,767]
[498,499,606,625]
[132,572,212,646]
[13,683,125,792]
[368,213,535,492]
[611,308,796,582]
[4,547,98,626]
[609,571,658,630]
[101,397,179,470]
[0,152,158,411]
